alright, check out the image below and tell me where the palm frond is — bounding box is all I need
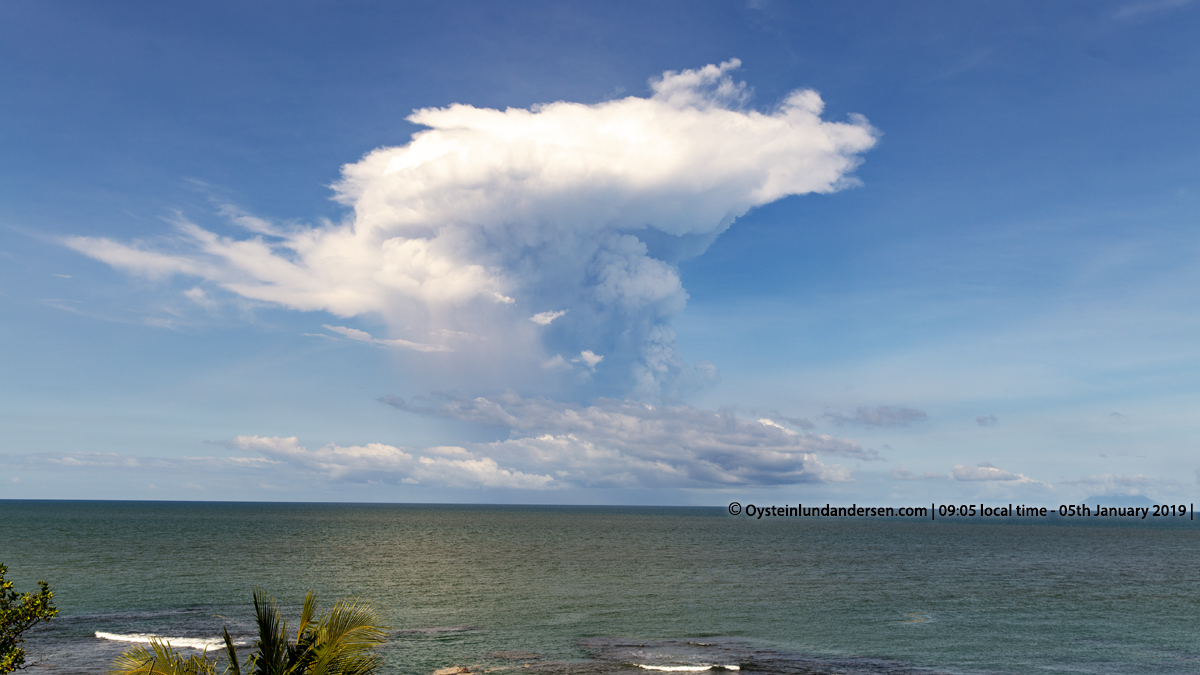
[303,598,388,675]
[298,591,319,638]
[250,589,288,675]
[288,590,322,670]
[107,638,219,675]
[315,598,388,649]
[222,627,242,675]
[308,651,384,675]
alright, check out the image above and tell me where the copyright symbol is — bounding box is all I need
[728,502,742,516]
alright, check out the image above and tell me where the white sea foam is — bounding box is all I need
[635,666,740,672]
[95,631,229,651]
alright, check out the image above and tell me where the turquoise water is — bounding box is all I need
[1,501,1198,674]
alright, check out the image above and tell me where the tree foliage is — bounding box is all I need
[0,563,59,674]
[108,589,387,675]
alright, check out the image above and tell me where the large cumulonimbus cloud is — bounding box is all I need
[65,60,877,398]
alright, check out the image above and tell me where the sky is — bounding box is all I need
[2,0,1198,506]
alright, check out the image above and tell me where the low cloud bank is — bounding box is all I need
[227,436,555,489]
[222,394,872,489]
[385,392,874,458]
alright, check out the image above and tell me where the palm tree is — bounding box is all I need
[108,590,388,675]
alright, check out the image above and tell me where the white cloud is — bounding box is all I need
[64,60,876,399]
[952,463,1016,481]
[184,286,217,309]
[648,60,752,109]
[952,462,1050,487]
[530,310,567,325]
[772,414,814,430]
[574,350,603,368]
[42,453,142,468]
[757,418,797,436]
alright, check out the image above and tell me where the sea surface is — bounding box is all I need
[1,501,1197,675]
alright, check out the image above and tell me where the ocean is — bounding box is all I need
[1,501,1197,675]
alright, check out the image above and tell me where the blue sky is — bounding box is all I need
[2,0,1198,505]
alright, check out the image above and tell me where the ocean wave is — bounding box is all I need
[94,632,243,651]
[635,665,740,671]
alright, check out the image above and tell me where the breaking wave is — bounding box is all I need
[635,666,740,671]
[94,631,241,651]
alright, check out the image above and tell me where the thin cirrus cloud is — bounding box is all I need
[62,59,877,400]
[824,406,928,428]
[322,324,451,353]
[891,466,946,480]
[1065,473,1155,495]
[1112,0,1194,20]
[1,452,141,469]
[0,451,277,471]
